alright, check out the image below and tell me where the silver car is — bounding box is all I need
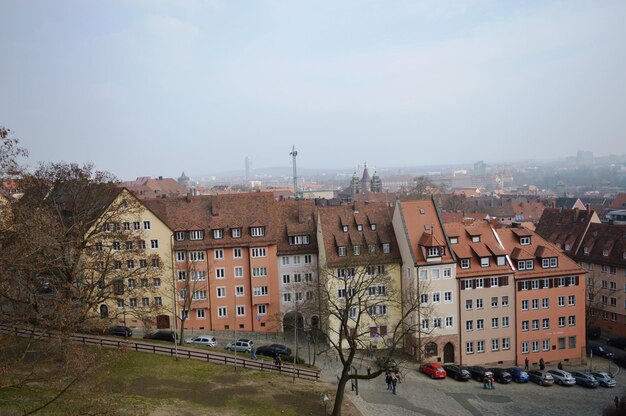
[185,335,217,347]
[591,372,617,387]
[548,369,576,386]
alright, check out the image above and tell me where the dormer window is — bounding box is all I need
[353,245,361,256]
[231,228,241,238]
[449,237,458,244]
[584,247,590,254]
[603,249,609,257]
[564,244,571,251]
[357,224,363,231]
[190,230,204,240]
[496,256,506,266]
[471,236,480,243]
[382,243,391,254]
[342,225,348,233]
[370,223,376,230]
[289,235,310,245]
[175,231,185,241]
[213,229,224,239]
[250,226,265,237]
[461,259,470,269]
[518,260,526,270]
[427,247,440,257]
[520,236,531,245]
[480,257,490,267]
[368,244,376,254]
[338,246,347,257]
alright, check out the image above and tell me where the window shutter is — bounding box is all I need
[485,279,491,288]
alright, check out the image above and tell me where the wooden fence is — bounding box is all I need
[0,325,321,381]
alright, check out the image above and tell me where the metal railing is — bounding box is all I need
[0,325,321,381]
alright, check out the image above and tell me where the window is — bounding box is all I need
[496,256,506,266]
[503,338,510,350]
[532,299,539,310]
[191,271,206,281]
[233,248,242,258]
[491,317,499,328]
[522,321,529,331]
[127,260,135,269]
[445,317,453,328]
[466,320,473,331]
[520,281,529,290]
[236,306,245,316]
[490,277,499,287]
[532,319,539,330]
[305,273,313,282]
[477,340,485,353]
[427,247,439,257]
[521,300,529,311]
[231,228,241,238]
[520,236,530,245]
[216,268,225,279]
[450,237,458,244]
[558,316,565,327]
[176,251,186,262]
[521,341,529,354]
[250,226,265,237]
[431,269,440,280]
[433,317,442,328]
[542,298,549,309]
[382,243,391,254]
[190,251,205,261]
[154,297,162,306]
[252,267,267,277]
[141,297,149,307]
[421,293,429,305]
[476,298,484,309]
[181,310,189,320]
[568,295,575,306]
[175,231,185,241]
[502,316,509,327]
[525,260,534,269]
[190,230,204,240]
[192,290,207,300]
[253,286,268,296]
[140,259,147,268]
[542,318,550,329]
[288,235,310,245]
[568,315,576,326]
[492,339,499,351]
[465,299,473,310]
[443,268,452,278]
[218,307,227,317]
[531,280,540,290]
[475,278,484,288]
[558,296,565,307]
[466,342,474,354]
[480,257,490,267]
[461,259,470,269]
[471,235,480,243]
[432,292,440,303]
[197,309,206,319]
[112,241,121,251]
[338,246,347,256]
[150,239,158,249]
[477,319,484,330]
[444,291,452,303]
[153,278,161,288]
[257,304,267,315]
[178,271,187,281]
[353,245,361,256]
[502,296,509,307]
[304,255,312,264]
[464,280,472,290]
[132,221,140,230]
[421,319,430,330]
[421,269,429,281]
[128,279,136,290]
[532,340,539,353]
[234,266,244,278]
[293,273,302,283]
[611,297,617,307]
[143,221,151,230]
[215,249,224,259]
[251,247,266,257]
[138,240,146,250]
[491,297,498,308]
[213,229,223,239]
[568,336,576,349]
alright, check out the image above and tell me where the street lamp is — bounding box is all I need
[322,393,329,415]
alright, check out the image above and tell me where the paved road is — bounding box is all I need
[317,355,624,416]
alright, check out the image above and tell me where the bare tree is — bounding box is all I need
[404,176,442,199]
[314,255,429,416]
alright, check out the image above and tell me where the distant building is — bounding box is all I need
[121,176,189,199]
[339,163,385,201]
[177,172,190,188]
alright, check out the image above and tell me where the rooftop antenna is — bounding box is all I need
[290,145,300,199]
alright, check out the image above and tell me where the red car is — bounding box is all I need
[419,362,447,379]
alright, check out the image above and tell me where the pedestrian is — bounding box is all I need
[391,373,398,395]
[557,361,563,370]
[615,396,619,409]
[385,371,392,390]
[539,358,545,371]
[524,357,529,371]
[483,375,489,389]
[274,354,282,370]
[251,346,257,360]
[394,369,402,384]
[367,367,371,376]
[490,376,495,390]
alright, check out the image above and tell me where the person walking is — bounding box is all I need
[615,396,620,409]
[483,375,489,389]
[391,373,398,395]
[539,358,545,371]
[489,376,495,390]
[274,354,282,370]
[524,357,529,371]
[557,361,563,370]
[251,346,257,360]
[385,371,392,390]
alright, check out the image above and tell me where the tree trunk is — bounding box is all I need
[332,367,350,416]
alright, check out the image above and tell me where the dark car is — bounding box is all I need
[466,366,493,381]
[570,371,599,388]
[256,344,292,357]
[588,344,615,359]
[528,370,555,386]
[607,337,626,350]
[506,367,530,383]
[375,356,399,372]
[143,330,177,342]
[106,325,132,337]
[443,364,472,381]
[489,368,513,384]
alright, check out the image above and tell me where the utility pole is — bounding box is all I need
[290,145,299,199]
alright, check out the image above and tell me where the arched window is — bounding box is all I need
[99,304,109,318]
[425,342,438,357]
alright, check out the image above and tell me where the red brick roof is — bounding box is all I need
[275,199,318,255]
[575,223,626,268]
[535,207,597,256]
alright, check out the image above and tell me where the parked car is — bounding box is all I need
[375,356,399,372]
[106,325,132,337]
[587,344,615,359]
[528,370,555,386]
[488,368,512,384]
[419,362,447,379]
[506,367,529,383]
[587,325,601,340]
[547,369,576,386]
[143,330,177,342]
[185,335,217,347]
[225,339,254,352]
[570,371,599,388]
[466,366,493,381]
[591,372,617,387]
[256,344,292,357]
[443,364,471,381]
[607,337,626,350]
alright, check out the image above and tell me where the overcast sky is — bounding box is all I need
[1,1,625,180]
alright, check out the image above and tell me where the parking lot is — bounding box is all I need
[324,354,624,416]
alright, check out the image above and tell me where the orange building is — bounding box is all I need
[497,226,587,366]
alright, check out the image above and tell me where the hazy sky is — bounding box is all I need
[1,1,625,180]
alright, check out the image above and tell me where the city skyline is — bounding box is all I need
[2,1,625,180]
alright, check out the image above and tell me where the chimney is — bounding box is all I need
[586,203,591,212]
[158,176,163,180]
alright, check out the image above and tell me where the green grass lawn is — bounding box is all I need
[0,345,334,416]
